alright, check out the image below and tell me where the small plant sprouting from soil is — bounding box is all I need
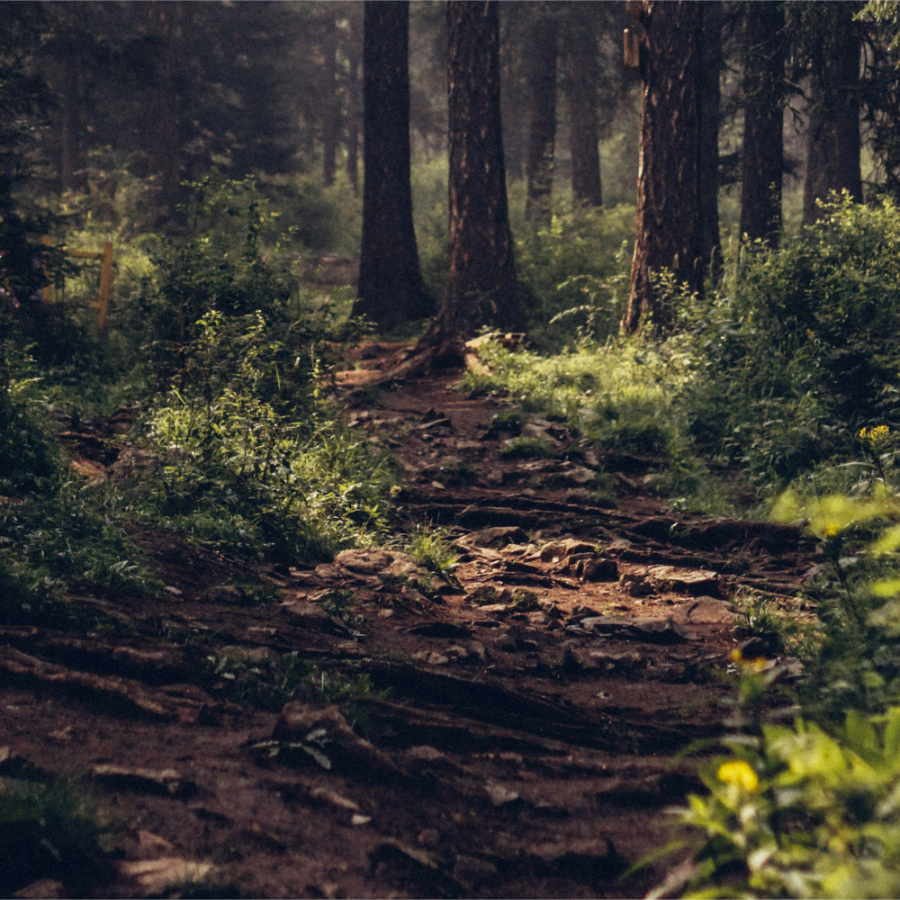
[406,526,459,584]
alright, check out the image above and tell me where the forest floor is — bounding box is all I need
[0,341,818,899]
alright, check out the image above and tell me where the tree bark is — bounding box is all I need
[322,9,339,188]
[740,0,785,247]
[563,5,602,208]
[345,8,362,196]
[802,2,863,225]
[352,1,429,332]
[699,1,722,283]
[429,0,523,361]
[59,53,83,192]
[623,0,704,334]
[525,5,558,225]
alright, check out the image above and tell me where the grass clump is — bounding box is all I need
[406,526,459,583]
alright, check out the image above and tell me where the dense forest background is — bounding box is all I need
[7,2,900,897]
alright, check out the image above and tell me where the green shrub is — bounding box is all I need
[0,334,63,494]
[140,314,396,564]
[515,203,635,349]
[680,194,900,495]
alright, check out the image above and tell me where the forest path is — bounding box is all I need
[0,343,817,899]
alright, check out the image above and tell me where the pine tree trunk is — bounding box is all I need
[431,0,523,359]
[345,10,362,196]
[740,0,785,246]
[564,6,602,209]
[322,10,339,188]
[525,6,558,225]
[352,1,429,332]
[59,54,82,192]
[624,0,704,334]
[802,3,862,225]
[699,1,722,283]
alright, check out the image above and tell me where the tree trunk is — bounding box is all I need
[59,54,83,192]
[563,5,602,208]
[430,0,523,361]
[525,5,558,225]
[352,1,429,332]
[740,0,785,247]
[345,8,362,196]
[623,0,704,334]
[699,1,722,283]
[322,10,339,188]
[802,2,862,225]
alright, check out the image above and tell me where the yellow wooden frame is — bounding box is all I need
[42,236,114,336]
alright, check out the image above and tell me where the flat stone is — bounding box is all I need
[465,526,529,548]
[671,596,738,625]
[540,539,598,562]
[578,615,692,644]
[646,565,722,598]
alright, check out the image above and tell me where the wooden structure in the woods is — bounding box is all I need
[42,235,114,336]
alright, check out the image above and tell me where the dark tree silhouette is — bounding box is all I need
[624,0,704,333]
[699,1,723,283]
[423,0,523,363]
[740,0,786,246]
[525,3,558,224]
[562,3,603,208]
[352,0,429,332]
[800,2,863,224]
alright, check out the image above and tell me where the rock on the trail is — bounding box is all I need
[645,565,723,598]
[671,596,738,625]
[573,615,693,644]
[539,538,599,563]
[332,548,420,580]
[462,526,529,548]
[575,557,619,582]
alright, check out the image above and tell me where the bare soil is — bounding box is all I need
[0,343,817,899]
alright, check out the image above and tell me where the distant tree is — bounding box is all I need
[321,9,340,188]
[795,2,863,225]
[561,2,603,208]
[345,6,363,195]
[524,3,558,225]
[624,0,704,333]
[699,1,723,283]
[740,0,786,246]
[425,0,523,363]
[352,1,429,332]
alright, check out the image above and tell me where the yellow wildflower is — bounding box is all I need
[717,760,759,794]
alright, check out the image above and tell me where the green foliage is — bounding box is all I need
[681,195,900,494]
[515,203,634,349]
[0,334,63,494]
[205,650,384,713]
[0,482,159,615]
[406,526,459,583]
[139,313,395,564]
[676,706,900,899]
[0,777,111,896]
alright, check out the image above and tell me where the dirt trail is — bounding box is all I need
[0,343,817,899]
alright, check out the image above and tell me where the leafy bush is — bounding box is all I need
[139,313,396,564]
[515,203,634,348]
[680,194,900,494]
[676,706,900,899]
[0,332,63,494]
